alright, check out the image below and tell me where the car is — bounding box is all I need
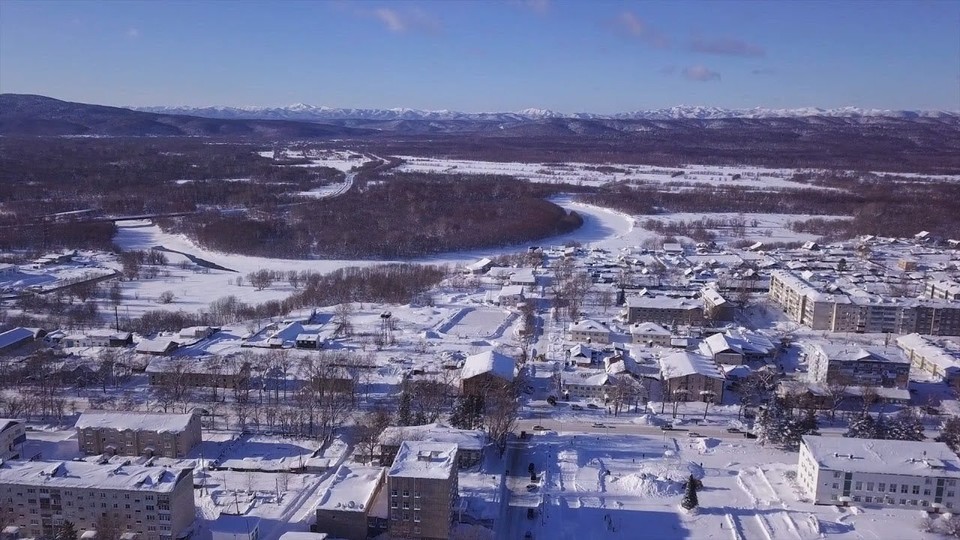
[744,432,757,439]
[660,425,675,431]
[726,427,741,433]
[587,403,600,409]
[571,404,583,411]
[592,422,607,428]
[688,431,703,438]
[526,484,538,492]
[532,425,547,431]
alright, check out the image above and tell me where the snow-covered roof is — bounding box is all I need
[379,423,485,451]
[509,268,537,285]
[315,464,385,512]
[0,460,191,492]
[659,351,724,380]
[569,319,609,334]
[279,534,328,540]
[0,418,22,434]
[466,258,493,271]
[387,441,457,480]
[562,371,616,387]
[624,295,701,310]
[0,327,36,350]
[76,411,195,433]
[630,322,671,336]
[499,284,525,297]
[812,343,909,364]
[135,338,179,354]
[897,333,960,375]
[568,343,596,358]
[211,515,261,534]
[461,350,515,382]
[802,436,960,478]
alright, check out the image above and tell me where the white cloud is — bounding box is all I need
[369,7,440,34]
[682,65,721,82]
[613,11,669,49]
[690,37,765,57]
[125,27,140,39]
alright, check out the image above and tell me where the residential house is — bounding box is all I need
[496,285,525,307]
[460,351,515,396]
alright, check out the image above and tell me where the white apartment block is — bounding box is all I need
[387,441,459,540]
[798,436,960,511]
[0,460,195,540]
[807,343,911,389]
[75,411,202,459]
[0,419,26,460]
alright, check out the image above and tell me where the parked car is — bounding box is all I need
[527,508,536,520]
[526,484,538,492]
[533,425,547,431]
[587,403,600,409]
[592,422,606,428]
[571,404,583,411]
[688,431,703,438]
[726,427,741,434]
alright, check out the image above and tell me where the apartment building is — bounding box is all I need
[314,465,388,540]
[629,322,672,347]
[0,460,195,540]
[659,351,725,404]
[622,295,704,325]
[0,419,26,460]
[379,424,485,470]
[807,343,911,389]
[926,279,960,301]
[769,270,960,336]
[460,351,515,396]
[387,441,458,540]
[798,436,960,511]
[75,411,202,459]
[897,333,960,390]
[568,319,612,344]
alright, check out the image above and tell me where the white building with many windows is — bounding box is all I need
[798,436,960,511]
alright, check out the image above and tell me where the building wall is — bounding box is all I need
[625,306,702,325]
[798,444,960,511]
[380,445,481,470]
[809,351,910,389]
[570,329,610,344]
[387,474,457,540]
[632,333,672,347]
[663,374,724,404]
[77,415,202,459]
[0,422,26,460]
[0,470,195,540]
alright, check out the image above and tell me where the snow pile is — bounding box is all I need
[696,437,721,453]
[607,471,685,498]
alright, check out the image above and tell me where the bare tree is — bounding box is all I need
[333,302,355,337]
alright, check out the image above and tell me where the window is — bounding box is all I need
[900,499,907,505]
[865,496,873,503]
[402,502,409,510]
[853,496,862,502]
[414,491,421,498]
[924,489,931,496]
[912,486,920,495]
[947,491,955,498]
[901,485,909,494]
[877,483,885,492]
[866,482,874,491]
[832,483,839,489]
[414,513,421,522]
[889,484,897,493]
[831,494,838,500]
[403,490,409,497]
[391,489,397,496]
[854,482,863,490]
[390,501,397,509]
[403,513,409,521]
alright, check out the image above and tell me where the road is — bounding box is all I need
[515,417,851,439]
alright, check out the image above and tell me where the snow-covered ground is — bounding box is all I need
[395,157,830,191]
[504,432,944,540]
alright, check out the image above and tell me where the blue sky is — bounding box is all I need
[1,0,958,113]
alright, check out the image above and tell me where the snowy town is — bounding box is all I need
[1,144,960,540]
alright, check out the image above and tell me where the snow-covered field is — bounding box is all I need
[511,432,943,540]
[396,156,828,191]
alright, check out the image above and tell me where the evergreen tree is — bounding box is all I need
[449,394,484,430]
[753,400,787,447]
[886,409,925,441]
[845,413,879,439]
[397,391,413,426]
[55,521,78,540]
[681,474,699,510]
[936,416,960,452]
[781,409,819,450]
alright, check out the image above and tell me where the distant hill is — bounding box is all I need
[0,94,373,137]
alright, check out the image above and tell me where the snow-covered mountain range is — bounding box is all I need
[133,104,958,122]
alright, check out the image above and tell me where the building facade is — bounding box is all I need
[568,319,612,344]
[0,460,195,540]
[0,419,26,460]
[387,442,458,540]
[622,296,704,325]
[314,465,388,540]
[798,436,960,511]
[75,411,202,459]
[897,333,960,390]
[807,343,911,389]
